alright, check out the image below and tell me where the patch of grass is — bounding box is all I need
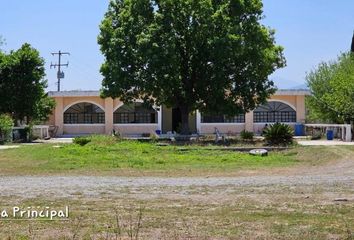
[0,137,352,176]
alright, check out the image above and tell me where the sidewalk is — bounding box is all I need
[33,138,73,144]
[0,145,20,150]
[297,140,354,146]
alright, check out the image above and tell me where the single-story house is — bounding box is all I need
[47,89,310,136]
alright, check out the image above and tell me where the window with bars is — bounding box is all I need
[114,113,129,124]
[63,103,105,124]
[253,101,296,123]
[64,113,79,124]
[201,114,245,123]
[114,103,157,124]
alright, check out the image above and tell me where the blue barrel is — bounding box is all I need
[155,130,161,135]
[295,124,305,136]
[327,130,334,140]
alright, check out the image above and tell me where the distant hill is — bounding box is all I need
[290,83,309,90]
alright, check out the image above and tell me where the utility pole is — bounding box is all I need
[50,50,70,92]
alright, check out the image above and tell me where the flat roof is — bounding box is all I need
[275,89,311,96]
[48,89,311,97]
[48,91,101,97]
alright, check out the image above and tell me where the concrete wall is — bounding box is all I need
[197,95,306,135]
[48,92,307,136]
[253,123,296,135]
[49,96,162,136]
[200,124,245,134]
[269,95,306,122]
[114,124,159,136]
[104,98,114,135]
[63,125,105,135]
[51,96,111,136]
[249,95,304,135]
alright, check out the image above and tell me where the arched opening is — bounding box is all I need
[64,102,105,124]
[114,103,157,124]
[254,101,296,123]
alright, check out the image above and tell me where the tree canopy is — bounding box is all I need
[0,43,55,124]
[306,53,354,124]
[98,0,285,133]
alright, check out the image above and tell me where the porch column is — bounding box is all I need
[296,95,305,123]
[54,97,64,136]
[104,98,114,135]
[245,111,254,132]
[196,110,201,134]
[157,106,162,132]
[345,124,352,142]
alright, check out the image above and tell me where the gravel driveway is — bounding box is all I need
[1,171,353,199]
[1,147,353,199]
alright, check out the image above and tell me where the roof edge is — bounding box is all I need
[48,89,311,97]
[48,91,101,97]
[275,89,311,96]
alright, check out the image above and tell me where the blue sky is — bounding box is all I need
[0,0,353,91]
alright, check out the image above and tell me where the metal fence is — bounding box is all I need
[64,113,105,124]
[114,112,157,124]
[253,111,296,123]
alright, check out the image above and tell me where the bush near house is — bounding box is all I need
[0,114,13,144]
[240,130,254,141]
[73,136,92,146]
[73,135,120,146]
[263,123,294,146]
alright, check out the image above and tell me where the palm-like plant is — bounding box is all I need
[263,123,294,146]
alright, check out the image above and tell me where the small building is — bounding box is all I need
[47,89,310,136]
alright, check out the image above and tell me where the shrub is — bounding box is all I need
[240,130,254,141]
[73,136,91,146]
[263,123,294,146]
[150,133,159,142]
[90,135,119,145]
[311,132,323,140]
[142,133,151,138]
[73,135,119,146]
[24,123,35,142]
[0,114,14,144]
[112,129,121,138]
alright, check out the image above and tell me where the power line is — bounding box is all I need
[50,50,70,92]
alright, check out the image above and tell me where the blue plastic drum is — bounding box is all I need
[326,130,334,140]
[295,124,305,136]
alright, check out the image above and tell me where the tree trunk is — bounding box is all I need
[179,106,190,135]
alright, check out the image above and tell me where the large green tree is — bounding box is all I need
[98,0,285,134]
[306,53,354,124]
[0,43,55,124]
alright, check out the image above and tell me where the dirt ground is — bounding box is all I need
[0,147,353,239]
